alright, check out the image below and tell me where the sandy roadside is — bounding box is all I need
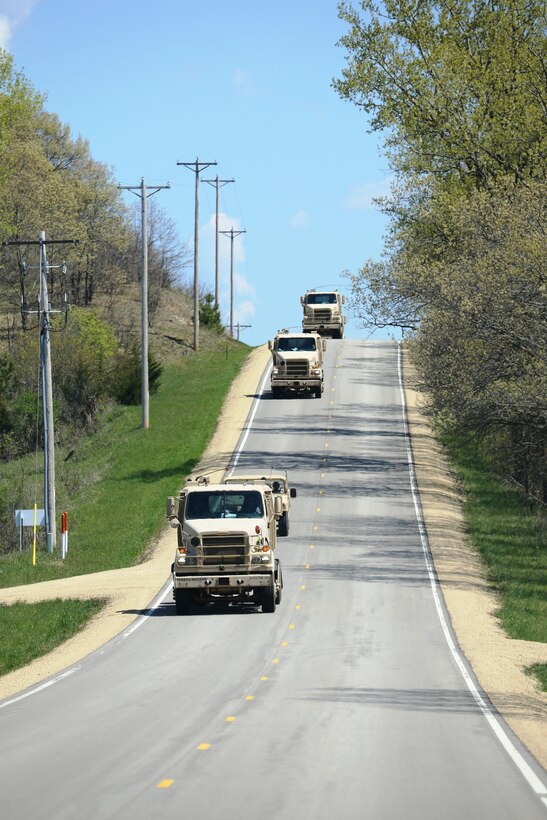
[1,343,545,771]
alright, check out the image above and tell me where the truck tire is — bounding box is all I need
[175,589,191,615]
[261,579,276,613]
[314,387,322,398]
[278,511,289,536]
[275,559,283,605]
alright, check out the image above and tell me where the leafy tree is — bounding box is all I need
[110,343,163,406]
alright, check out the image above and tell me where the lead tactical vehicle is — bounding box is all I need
[268,328,326,398]
[222,471,297,536]
[301,289,346,338]
[166,474,283,614]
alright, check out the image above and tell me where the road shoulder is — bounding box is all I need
[403,352,547,770]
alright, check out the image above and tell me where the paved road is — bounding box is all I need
[1,340,545,819]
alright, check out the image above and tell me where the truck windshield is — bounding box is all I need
[306,293,336,304]
[186,491,264,519]
[276,337,317,352]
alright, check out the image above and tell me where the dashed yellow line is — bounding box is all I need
[225,716,236,723]
[197,743,210,751]
[289,623,295,629]
[295,604,301,610]
[245,695,254,701]
[272,658,280,664]
[281,641,288,647]
[157,780,174,789]
[261,676,269,681]
[300,584,306,590]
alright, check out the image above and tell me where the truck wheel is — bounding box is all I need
[278,511,289,536]
[314,387,322,398]
[261,580,276,613]
[175,589,191,615]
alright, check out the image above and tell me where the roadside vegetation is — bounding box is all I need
[443,431,546,688]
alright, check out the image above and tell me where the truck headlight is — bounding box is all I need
[311,368,321,376]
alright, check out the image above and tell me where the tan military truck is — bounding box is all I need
[268,328,326,398]
[223,471,297,536]
[301,289,346,338]
[166,474,283,614]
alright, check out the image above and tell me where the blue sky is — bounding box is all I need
[1,0,392,347]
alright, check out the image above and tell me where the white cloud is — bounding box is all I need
[343,176,395,211]
[289,209,309,229]
[0,1,40,48]
[0,16,11,48]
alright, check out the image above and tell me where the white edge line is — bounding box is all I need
[397,341,547,799]
[226,362,272,476]
[0,667,80,709]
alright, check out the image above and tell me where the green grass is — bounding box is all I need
[0,340,250,676]
[0,598,105,675]
[441,432,547,690]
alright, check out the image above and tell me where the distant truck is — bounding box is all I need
[223,471,297,536]
[268,329,326,398]
[301,289,346,338]
[167,474,283,614]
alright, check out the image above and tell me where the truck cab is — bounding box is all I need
[268,329,326,398]
[167,475,283,614]
[301,289,346,338]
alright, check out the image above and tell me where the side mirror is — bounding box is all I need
[166,496,179,527]
[322,339,327,351]
[274,495,283,517]
[342,295,346,304]
[290,488,297,498]
[300,296,304,305]
[268,340,272,350]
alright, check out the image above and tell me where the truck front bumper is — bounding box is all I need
[271,378,322,392]
[173,573,273,591]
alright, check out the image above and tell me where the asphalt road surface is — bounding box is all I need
[1,340,545,819]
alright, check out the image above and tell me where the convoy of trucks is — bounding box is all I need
[166,288,346,614]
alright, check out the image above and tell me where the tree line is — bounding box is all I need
[334,0,546,505]
[0,48,195,460]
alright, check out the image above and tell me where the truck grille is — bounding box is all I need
[201,533,249,566]
[313,308,332,322]
[286,360,309,377]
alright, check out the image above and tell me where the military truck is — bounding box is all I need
[268,328,326,398]
[301,289,346,338]
[166,474,283,614]
[223,471,297,536]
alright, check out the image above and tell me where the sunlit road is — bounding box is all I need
[0,340,545,819]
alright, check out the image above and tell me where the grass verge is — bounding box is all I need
[0,599,105,676]
[441,432,547,691]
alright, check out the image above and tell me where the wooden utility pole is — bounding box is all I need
[2,233,77,552]
[202,175,234,307]
[177,158,217,351]
[220,228,246,337]
[118,179,170,429]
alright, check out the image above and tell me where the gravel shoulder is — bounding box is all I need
[1,343,545,771]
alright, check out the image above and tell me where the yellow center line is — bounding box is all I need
[305,564,310,569]
[300,584,306,590]
[157,780,174,789]
[225,716,236,723]
[261,676,269,681]
[272,658,280,664]
[295,604,301,610]
[245,695,254,701]
[281,641,288,647]
[289,623,295,629]
[197,743,210,751]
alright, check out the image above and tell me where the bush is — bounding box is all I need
[110,343,163,405]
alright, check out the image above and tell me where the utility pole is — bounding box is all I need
[2,233,77,552]
[177,158,217,351]
[220,228,246,337]
[202,175,234,308]
[118,178,170,429]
